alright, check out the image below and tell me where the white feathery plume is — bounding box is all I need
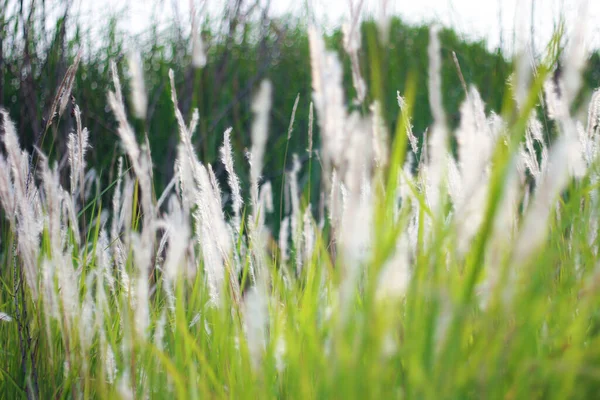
[55,251,79,325]
[38,155,62,249]
[275,333,287,373]
[520,117,547,180]
[193,163,232,306]
[378,0,391,43]
[170,70,232,297]
[249,80,272,210]
[80,274,96,366]
[191,5,207,68]
[308,27,347,190]
[428,26,446,128]
[67,105,90,198]
[0,312,12,322]
[111,157,124,245]
[97,229,115,294]
[154,310,167,351]
[303,207,315,265]
[376,235,411,300]
[515,132,586,262]
[287,94,300,141]
[57,52,81,117]
[104,342,117,384]
[586,89,600,139]
[289,155,302,271]
[582,88,600,164]
[243,286,268,370]
[244,81,273,285]
[398,92,418,154]
[208,164,223,210]
[338,114,373,312]
[0,154,15,219]
[189,108,200,136]
[279,216,290,264]
[342,1,367,104]
[259,181,274,215]
[128,51,147,119]
[453,87,495,253]
[425,26,449,216]
[60,188,80,246]
[131,233,151,339]
[446,155,462,206]
[561,0,590,107]
[162,197,189,298]
[543,78,568,121]
[371,101,389,168]
[220,127,243,233]
[328,170,343,230]
[512,7,532,110]
[117,373,134,400]
[108,61,154,234]
[1,109,40,298]
[307,101,314,157]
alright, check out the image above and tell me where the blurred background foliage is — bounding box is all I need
[1,0,599,221]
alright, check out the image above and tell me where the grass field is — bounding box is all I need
[2,4,600,399]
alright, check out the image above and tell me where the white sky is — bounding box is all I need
[15,0,600,55]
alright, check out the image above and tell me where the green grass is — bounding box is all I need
[2,9,600,400]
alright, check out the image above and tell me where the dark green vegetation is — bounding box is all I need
[0,7,517,198]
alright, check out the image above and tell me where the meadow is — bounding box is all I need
[2,2,600,399]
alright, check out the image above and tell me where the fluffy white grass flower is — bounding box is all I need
[57,52,81,117]
[80,274,96,365]
[0,154,15,219]
[453,87,496,253]
[67,105,90,197]
[428,26,445,127]
[243,286,268,370]
[561,0,590,107]
[544,78,569,121]
[303,207,315,265]
[220,127,243,232]
[104,343,117,384]
[521,117,547,181]
[162,197,190,284]
[55,252,79,325]
[377,237,411,300]
[371,101,389,168]
[287,94,300,141]
[398,92,418,154]
[117,373,134,400]
[191,6,207,68]
[342,1,366,104]
[425,26,449,216]
[111,157,124,246]
[192,163,233,305]
[279,216,290,264]
[307,102,314,157]
[0,312,12,322]
[127,51,147,119]
[154,311,167,351]
[289,155,302,271]
[515,132,586,262]
[109,62,154,231]
[249,80,272,210]
[309,27,347,189]
[1,109,41,298]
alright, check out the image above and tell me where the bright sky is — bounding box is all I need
[15,0,600,55]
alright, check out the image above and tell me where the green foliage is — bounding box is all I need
[1,14,513,195]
